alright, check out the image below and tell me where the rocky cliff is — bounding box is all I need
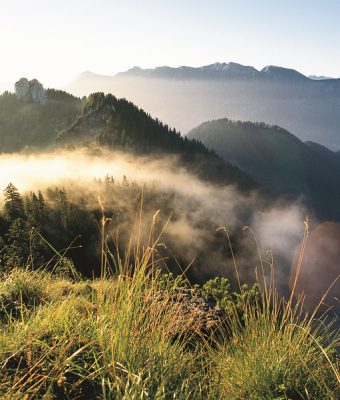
[15,78,47,103]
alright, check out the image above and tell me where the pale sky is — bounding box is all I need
[1,0,339,90]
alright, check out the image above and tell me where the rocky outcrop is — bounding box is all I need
[157,288,226,337]
[15,78,47,103]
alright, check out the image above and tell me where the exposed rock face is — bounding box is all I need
[15,78,47,103]
[14,78,30,99]
[29,79,47,103]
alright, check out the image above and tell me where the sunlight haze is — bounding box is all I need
[1,0,339,90]
[1,2,339,396]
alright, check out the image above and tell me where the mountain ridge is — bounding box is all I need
[74,62,339,82]
[0,84,258,191]
[188,118,340,220]
[55,92,258,190]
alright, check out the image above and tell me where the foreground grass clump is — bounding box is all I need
[0,224,338,399]
[0,264,212,399]
[0,266,338,399]
[212,295,339,399]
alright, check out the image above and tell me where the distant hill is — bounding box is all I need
[187,118,340,220]
[65,62,340,150]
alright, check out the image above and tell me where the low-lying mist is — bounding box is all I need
[0,149,307,289]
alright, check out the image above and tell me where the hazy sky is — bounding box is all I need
[1,0,339,89]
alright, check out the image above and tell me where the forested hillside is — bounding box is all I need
[188,118,340,220]
[0,83,257,191]
[56,92,257,189]
[0,89,82,152]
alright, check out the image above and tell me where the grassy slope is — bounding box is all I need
[0,227,338,399]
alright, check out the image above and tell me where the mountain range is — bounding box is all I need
[115,63,308,81]
[65,62,340,150]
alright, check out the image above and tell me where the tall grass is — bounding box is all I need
[212,221,339,399]
[0,213,338,399]
[0,211,217,399]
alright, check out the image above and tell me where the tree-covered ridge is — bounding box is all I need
[0,89,82,152]
[56,93,258,190]
[56,92,196,151]
[0,84,257,190]
[188,118,340,221]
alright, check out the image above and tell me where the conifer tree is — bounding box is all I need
[57,189,70,230]
[5,217,30,266]
[3,183,25,222]
[25,191,46,230]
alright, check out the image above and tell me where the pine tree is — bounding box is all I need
[5,217,30,266]
[3,183,25,222]
[38,191,45,215]
[25,191,46,230]
[57,189,70,230]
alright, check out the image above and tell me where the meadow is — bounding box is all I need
[0,214,338,399]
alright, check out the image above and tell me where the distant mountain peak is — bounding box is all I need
[79,70,98,78]
[203,62,241,70]
[202,62,259,75]
[261,65,307,80]
[76,71,114,81]
[128,66,143,72]
[204,61,251,69]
